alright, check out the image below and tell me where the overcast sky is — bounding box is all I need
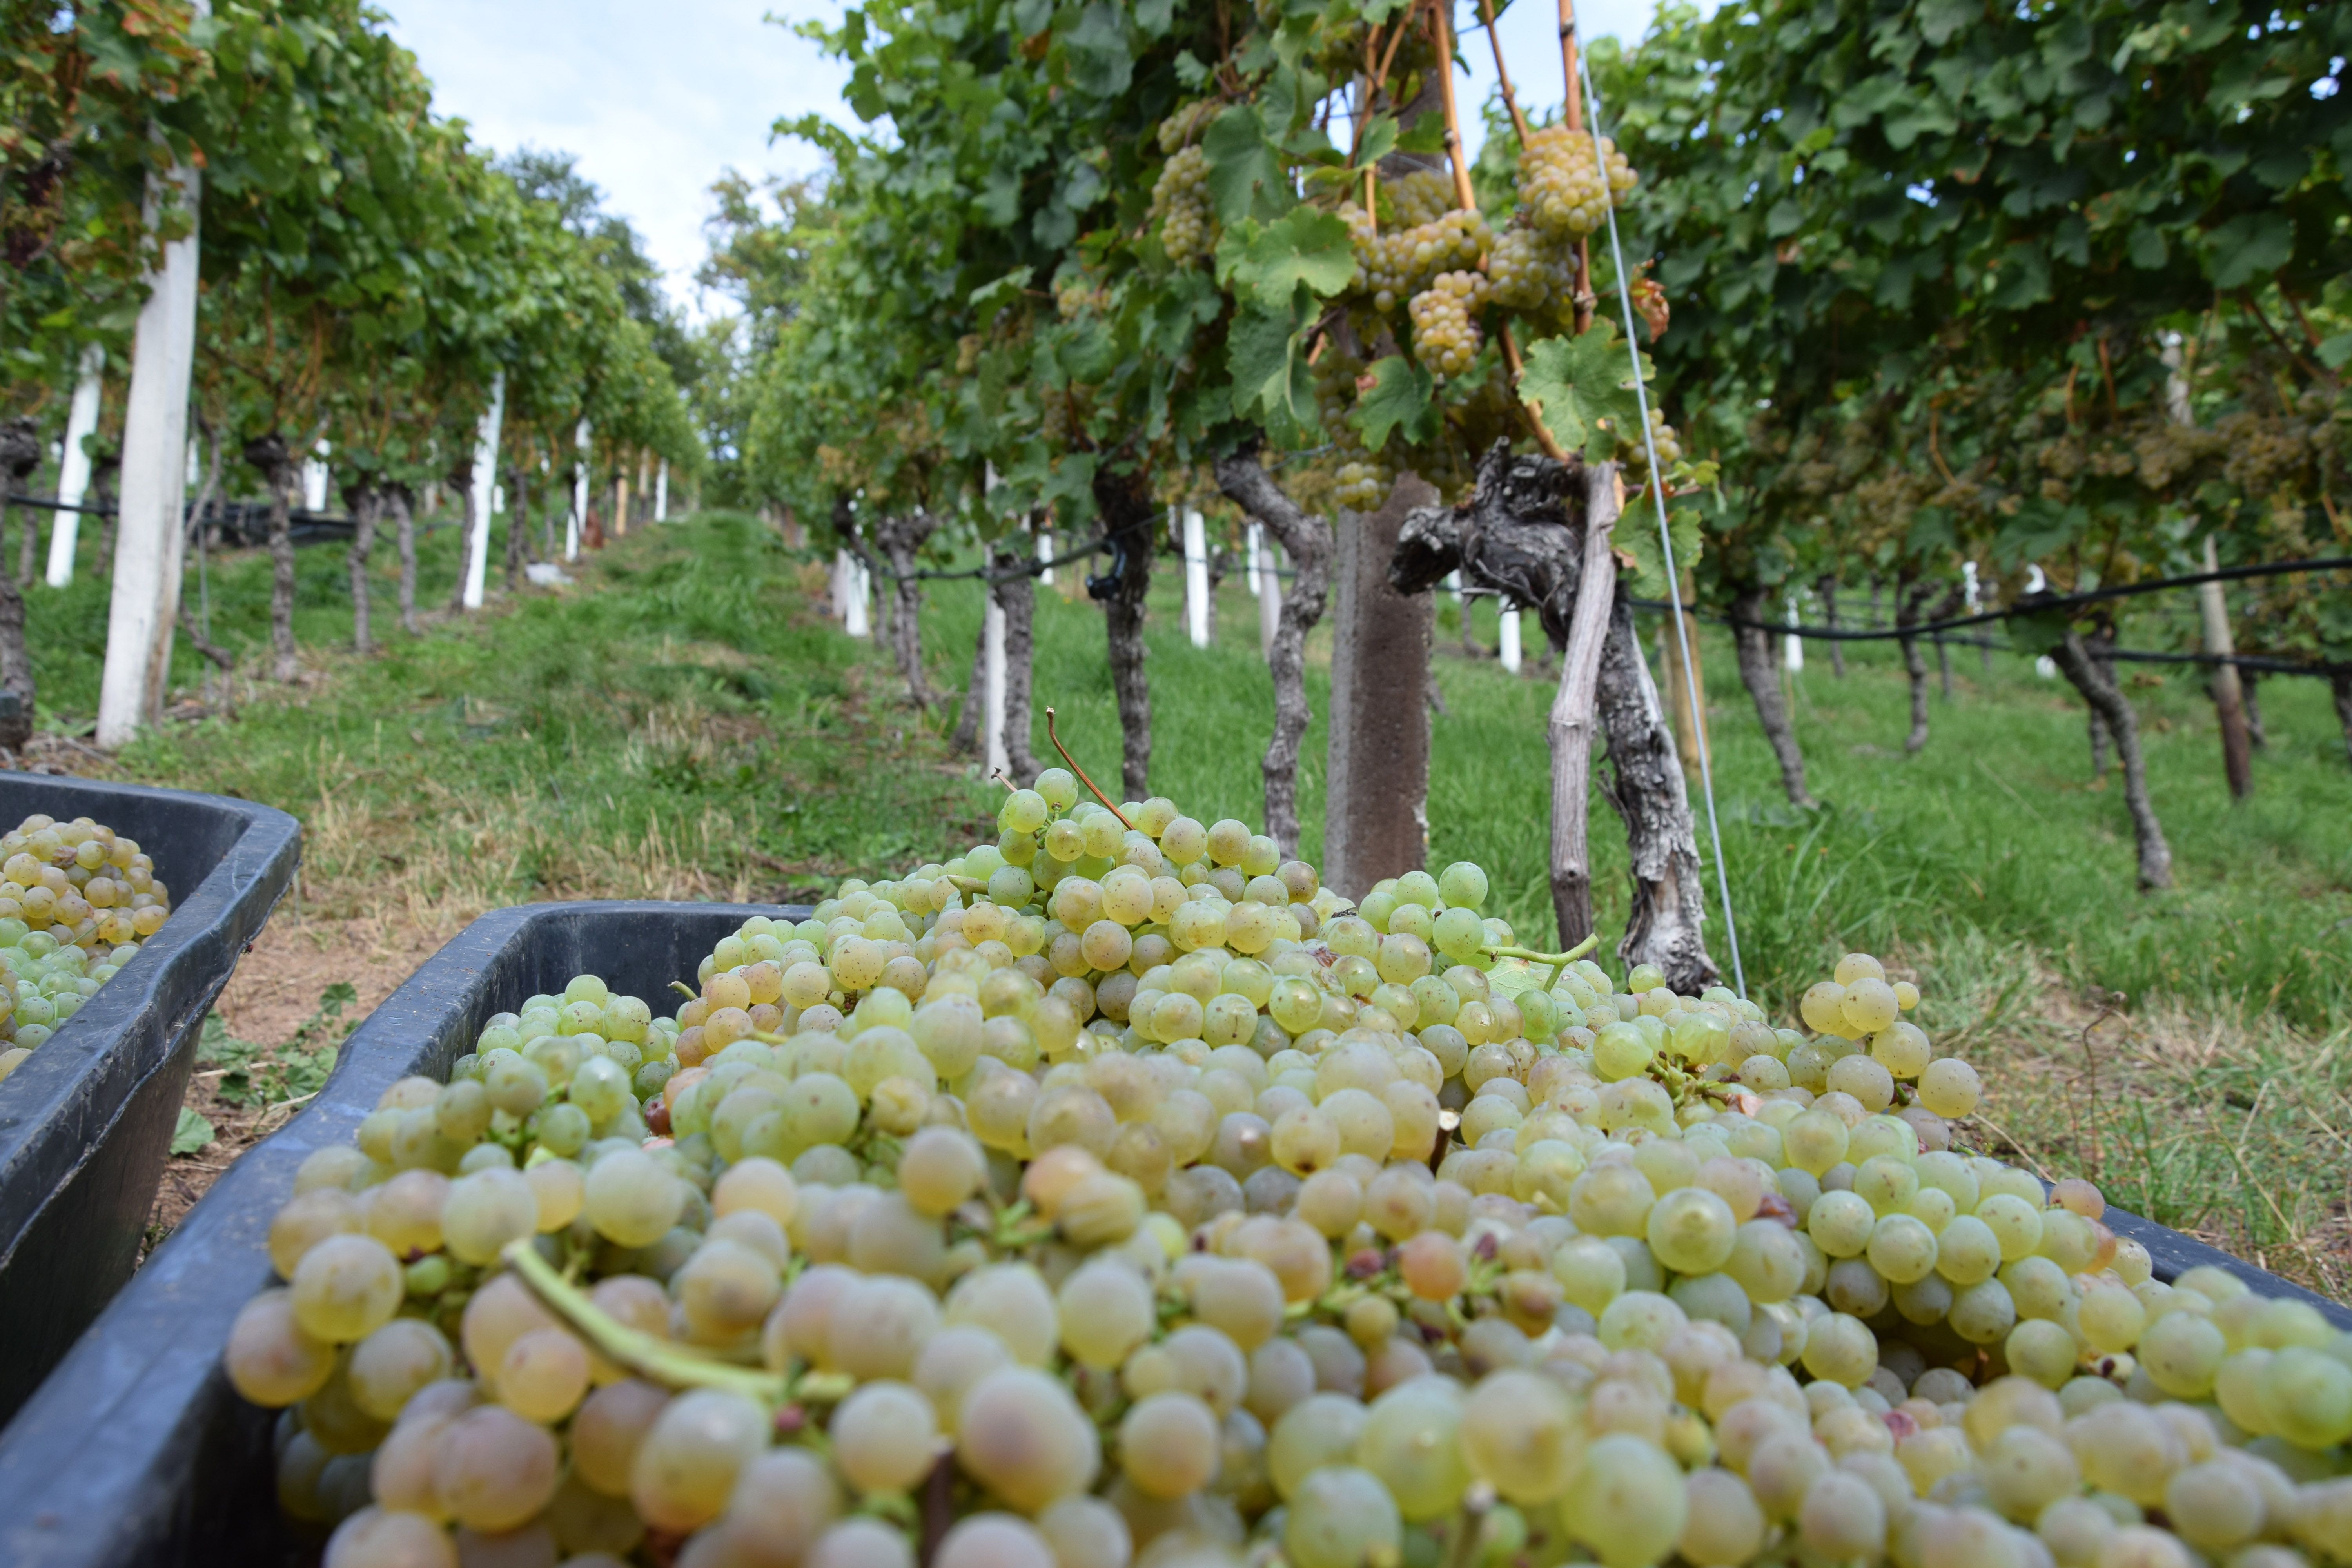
[383,0,1672,318]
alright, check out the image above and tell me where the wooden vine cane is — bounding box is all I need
[1557,0,1595,332]
[1426,0,1570,462]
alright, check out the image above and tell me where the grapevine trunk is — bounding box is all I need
[1597,581,1720,992]
[1088,461,1156,802]
[2052,627,2174,892]
[1729,586,1815,808]
[1214,445,1333,859]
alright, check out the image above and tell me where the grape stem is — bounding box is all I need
[1479,933,1599,992]
[500,1238,789,1405]
[1043,706,1132,826]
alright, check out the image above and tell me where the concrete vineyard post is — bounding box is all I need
[983,595,1009,781]
[568,419,589,561]
[1499,606,1523,674]
[45,345,103,588]
[1784,596,1803,670]
[1182,506,1210,649]
[1038,528,1055,587]
[302,443,330,514]
[655,459,669,522]
[462,371,505,610]
[1258,536,1281,659]
[98,154,203,750]
[1323,477,1437,900]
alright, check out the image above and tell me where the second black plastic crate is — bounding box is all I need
[0,773,300,1426]
[0,899,797,1568]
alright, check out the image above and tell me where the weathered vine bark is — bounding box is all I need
[1089,461,1157,801]
[2331,672,2352,769]
[446,457,474,613]
[5,416,42,585]
[1730,585,1816,808]
[344,479,379,655]
[1596,584,1720,991]
[505,465,529,593]
[243,434,300,682]
[0,556,30,755]
[1815,575,1846,677]
[91,456,117,579]
[872,511,942,712]
[2051,626,2173,891]
[1391,445,1609,946]
[949,621,987,756]
[2196,536,2252,800]
[1896,579,1929,754]
[2089,705,2111,780]
[2241,671,2267,751]
[1323,479,1435,899]
[989,535,1039,782]
[1214,443,1335,858]
[391,483,419,635]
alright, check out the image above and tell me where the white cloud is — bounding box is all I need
[381,0,859,314]
[380,0,1678,316]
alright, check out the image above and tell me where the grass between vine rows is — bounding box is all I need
[18,509,2348,1292]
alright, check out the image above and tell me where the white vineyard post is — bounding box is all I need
[98,146,203,749]
[46,343,104,587]
[1498,606,1522,674]
[655,459,669,521]
[983,594,1008,780]
[1183,506,1209,648]
[461,372,505,609]
[1784,595,1804,671]
[567,419,589,561]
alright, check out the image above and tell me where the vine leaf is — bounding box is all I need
[1214,208,1355,310]
[1614,502,1705,601]
[1228,285,1320,446]
[1519,322,1651,464]
[1203,106,1286,223]
[1351,356,1437,453]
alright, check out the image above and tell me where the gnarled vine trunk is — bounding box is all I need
[244,434,299,683]
[1730,585,1815,808]
[1392,444,1718,983]
[344,478,379,655]
[505,465,529,593]
[1089,461,1157,802]
[1214,443,1334,858]
[2052,626,2172,891]
[1815,575,1846,678]
[1896,576,1929,754]
[1598,583,1720,992]
[2330,672,2351,770]
[871,511,942,712]
[8,416,41,587]
[391,483,419,635]
[0,418,41,754]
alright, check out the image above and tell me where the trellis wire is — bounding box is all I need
[1573,40,1747,999]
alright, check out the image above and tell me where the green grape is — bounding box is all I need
[1286,1465,1402,1568]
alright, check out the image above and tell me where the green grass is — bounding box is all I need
[21,510,2351,1289]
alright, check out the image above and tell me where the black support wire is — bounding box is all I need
[1630,552,2352,680]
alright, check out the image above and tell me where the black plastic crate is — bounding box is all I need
[0,900,801,1568]
[0,773,300,1426]
[0,897,2341,1568]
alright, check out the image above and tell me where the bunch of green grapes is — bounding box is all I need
[1306,351,1392,512]
[1383,169,1455,232]
[1151,146,1216,265]
[1055,275,1111,322]
[1517,126,1639,241]
[1486,223,1576,314]
[0,812,177,1080]
[229,772,2352,1568]
[1349,206,1494,314]
[1155,99,1218,155]
[1622,409,1684,487]
[1409,271,1491,380]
